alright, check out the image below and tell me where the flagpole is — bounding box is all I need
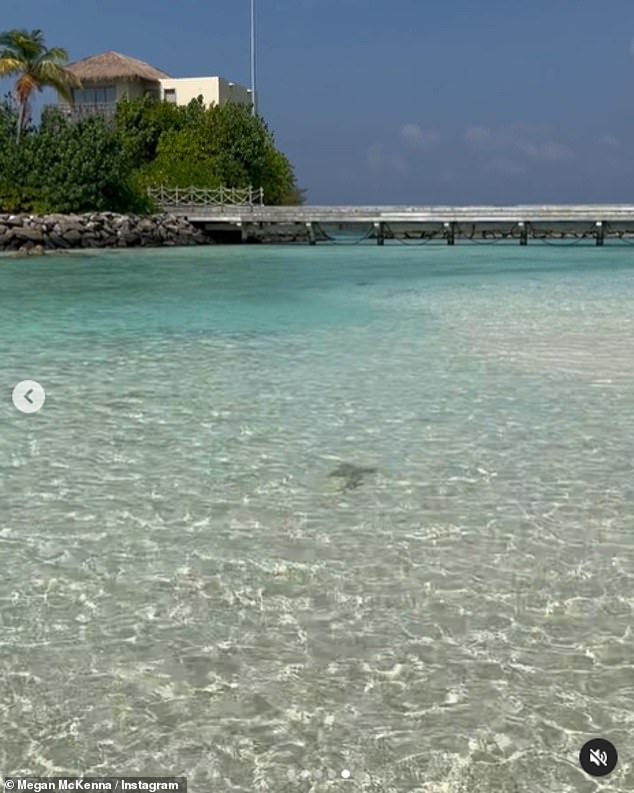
[250,0,257,116]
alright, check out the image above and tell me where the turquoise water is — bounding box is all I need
[1,245,634,792]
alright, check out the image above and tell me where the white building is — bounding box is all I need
[58,51,253,119]
[160,76,251,107]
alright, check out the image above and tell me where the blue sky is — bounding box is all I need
[2,0,634,204]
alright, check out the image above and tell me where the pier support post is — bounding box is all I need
[444,222,456,246]
[306,222,316,245]
[374,222,385,246]
[518,222,528,246]
[595,221,604,247]
[236,222,247,243]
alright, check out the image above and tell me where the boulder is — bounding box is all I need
[14,227,45,242]
[121,231,141,245]
[47,234,71,249]
[62,229,82,244]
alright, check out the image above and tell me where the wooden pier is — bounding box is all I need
[147,191,634,245]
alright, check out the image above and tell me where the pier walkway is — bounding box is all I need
[147,190,634,244]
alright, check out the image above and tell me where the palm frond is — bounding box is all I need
[39,46,70,64]
[40,74,77,103]
[0,57,24,77]
[35,60,79,82]
[0,29,44,59]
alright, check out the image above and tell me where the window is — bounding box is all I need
[164,88,177,104]
[72,86,116,104]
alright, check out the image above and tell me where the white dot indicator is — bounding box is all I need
[341,769,351,779]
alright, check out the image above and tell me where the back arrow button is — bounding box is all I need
[12,380,46,414]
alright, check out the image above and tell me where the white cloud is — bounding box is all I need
[464,122,574,163]
[517,141,574,161]
[464,125,492,143]
[600,134,619,147]
[399,124,440,149]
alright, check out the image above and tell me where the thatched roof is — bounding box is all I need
[67,51,171,83]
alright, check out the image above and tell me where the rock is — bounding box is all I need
[121,231,140,245]
[0,211,215,251]
[58,218,84,232]
[14,227,44,242]
[47,234,71,249]
[46,213,72,224]
[62,229,82,244]
[329,463,378,491]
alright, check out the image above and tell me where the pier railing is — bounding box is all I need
[148,186,265,212]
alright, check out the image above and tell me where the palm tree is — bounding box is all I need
[0,28,81,141]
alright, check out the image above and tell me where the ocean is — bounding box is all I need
[1,244,633,791]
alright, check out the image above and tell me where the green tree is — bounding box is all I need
[137,99,302,204]
[115,94,186,167]
[260,147,304,205]
[137,125,220,189]
[0,93,17,139]
[0,28,80,141]
[0,109,142,213]
[37,112,138,211]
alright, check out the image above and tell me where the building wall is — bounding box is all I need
[159,77,252,108]
[115,80,159,101]
[217,78,252,108]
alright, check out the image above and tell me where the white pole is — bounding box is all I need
[250,0,257,116]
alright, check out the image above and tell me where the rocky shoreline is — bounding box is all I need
[0,212,216,254]
[0,212,321,254]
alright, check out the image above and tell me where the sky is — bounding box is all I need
[1,0,634,205]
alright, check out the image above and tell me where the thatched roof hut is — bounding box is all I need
[67,51,171,84]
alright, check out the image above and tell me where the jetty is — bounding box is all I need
[147,188,634,245]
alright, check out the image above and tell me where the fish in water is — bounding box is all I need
[329,462,378,491]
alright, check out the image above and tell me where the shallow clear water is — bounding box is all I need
[1,244,633,792]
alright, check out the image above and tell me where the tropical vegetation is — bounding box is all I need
[0,29,302,213]
[0,28,80,141]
